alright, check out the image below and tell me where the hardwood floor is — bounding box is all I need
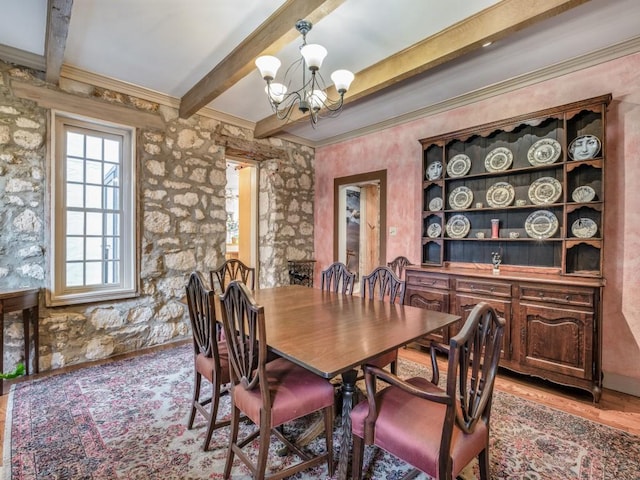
[0,341,638,470]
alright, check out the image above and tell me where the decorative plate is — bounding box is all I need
[528,177,562,205]
[484,147,513,173]
[524,210,559,239]
[448,186,473,210]
[568,135,601,160]
[446,214,470,238]
[571,185,596,203]
[427,223,442,238]
[428,197,443,211]
[446,154,472,178]
[527,138,562,166]
[426,161,443,180]
[571,218,597,238]
[486,182,515,208]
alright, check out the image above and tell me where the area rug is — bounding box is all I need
[4,344,639,479]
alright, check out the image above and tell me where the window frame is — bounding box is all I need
[48,111,138,306]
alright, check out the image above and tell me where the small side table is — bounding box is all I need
[0,288,39,395]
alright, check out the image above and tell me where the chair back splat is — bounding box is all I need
[321,261,356,294]
[350,301,505,480]
[361,265,406,304]
[184,271,231,451]
[210,259,255,292]
[219,281,335,479]
[387,255,413,279]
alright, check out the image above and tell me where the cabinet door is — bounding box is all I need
[518,302,594,380]
[455,294,512,360]
[405,286,450,344]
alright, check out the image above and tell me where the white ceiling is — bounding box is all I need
[0,0,638,146]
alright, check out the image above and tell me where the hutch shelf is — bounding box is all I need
[408,94,611,401]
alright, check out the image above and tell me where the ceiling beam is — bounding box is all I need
[179,0,346,119]
[254,0,590,138]
[45,0,74,84]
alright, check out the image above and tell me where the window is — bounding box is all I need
[49,113,137,306]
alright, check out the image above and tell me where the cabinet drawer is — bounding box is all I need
[406,272,449,290]
[520,285,594,308]
[455,279,511,297]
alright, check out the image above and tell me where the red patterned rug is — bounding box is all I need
[4,344,639,479]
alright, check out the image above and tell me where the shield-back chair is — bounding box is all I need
[350,301,505,480]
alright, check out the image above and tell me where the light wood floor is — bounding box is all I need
[1,342,639,469]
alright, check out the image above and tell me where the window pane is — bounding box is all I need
[105,213,119,236]
[104,186,119,210]
[86,185,102,209]
[66,132,84,157]
[104,139,120,163]
[104,164,119,184]
[66,157,84,183]
[86,212,103,236]
[66,183,84,208]
[86,160,103,184]
[110,261,120,283]
[85,262,103,285]
[67,211,84,235]
[66,237,84,261]
[104,236,117,259]
[86,136,103,160]
[85,237,103,261]
[66,262,83,287]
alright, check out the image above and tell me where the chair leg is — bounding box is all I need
[323,405,335,477]
[351,434,365,480]
[255,418,272,480]
[478,448,490,480]
[203,379,220,451]
[188,370,201,429]
[224,405,240,480]
[390,359,397,375]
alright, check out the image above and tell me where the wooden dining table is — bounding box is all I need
[251,285,461,480]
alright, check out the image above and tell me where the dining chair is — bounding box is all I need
[210,259,255,292]
[350,301,505,480]
[219,280,335,479]
[321,261,356,294]
[387,255,413,279]
[185,271,231,451]
[360,265,406,375]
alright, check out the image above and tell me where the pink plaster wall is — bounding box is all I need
[314,52,640,394]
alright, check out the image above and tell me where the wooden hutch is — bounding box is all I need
[407,94,610,401]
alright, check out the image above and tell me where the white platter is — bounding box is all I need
[427,223,442,238]
[571,185,596,203]
[446,214,471,238]
[525,210,559,239]
[486,182,515,208]
[448,186,473,210]
[428,197,443,211]
[527,138,562,166]
[528,177,563,205]
[568,135,601,160]
[426,161,443,180]
[571,218,598,238]
[484,147,513,173]
[447,154,472,178]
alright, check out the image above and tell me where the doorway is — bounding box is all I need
[334,170,387,287]
[225,159,258,270]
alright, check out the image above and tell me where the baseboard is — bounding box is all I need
[603,372,640,398]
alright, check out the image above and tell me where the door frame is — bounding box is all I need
[333,170,387,266]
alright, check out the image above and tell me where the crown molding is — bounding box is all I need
[315,35,640,148]
[59,64,256,131]
[0,44,45,71]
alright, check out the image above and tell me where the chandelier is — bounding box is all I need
[254,19,355,125]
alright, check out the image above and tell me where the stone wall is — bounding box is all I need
[0,61,315,373]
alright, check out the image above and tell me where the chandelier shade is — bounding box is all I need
[254,19,354,126]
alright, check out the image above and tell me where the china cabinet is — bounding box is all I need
[408,94,610,401]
